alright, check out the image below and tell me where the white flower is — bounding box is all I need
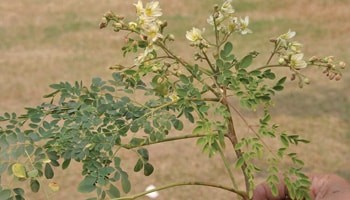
[207,12,224,26]
[279,30,296,40]
[128,22,138,31]
[143,23,163,42]
[186,27,204,43]
[144,1,162,18]
[145,185,159,199]
[221,0,235,15]
[239,16,252,35]
[290,53,307,69]
[134,0,144,15]
[289,41,302,52]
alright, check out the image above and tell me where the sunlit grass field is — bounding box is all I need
[1,0,350,199]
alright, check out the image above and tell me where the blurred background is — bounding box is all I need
[1,0,349,199]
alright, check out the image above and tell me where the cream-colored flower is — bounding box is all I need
[221,0,235,15]
[289,41,302,52]
[134,0,144,15]
[186,27,204,43]
[290,53,307,69]
[144,1,162,18]
[279,30,296,40]
[128,22,138,31]
[169,93,179,102]
[239,16,252,35]
[207,12,224,26]
[143,23,163,42]
[145,185,159,199]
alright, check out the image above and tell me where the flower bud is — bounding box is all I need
[335,74,342,81]
[116,15,125,20]
[128,22,138,31]
[213,4,219,11]
[325,56,334,63]
[291,73,296,81]
[269,38,277,43]
[103,11,115,19]
[308,56,318,62]
[168,34,175,41]
[339,61,346,69]
[99,17,108,29]
[303,78,310,85]
[278,57,286,65]
[113,22,123,32]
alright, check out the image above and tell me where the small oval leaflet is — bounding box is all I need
[12,163,27,178]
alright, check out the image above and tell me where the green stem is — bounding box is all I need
[156,42,220,97]
[25,150,50,200]
[217,147,238,190]
[112,181,248,200]
[121,134,209,149]
[221,95,250,193]
[251,64,289,72]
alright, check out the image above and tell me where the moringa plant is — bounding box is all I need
[0,0,346,200]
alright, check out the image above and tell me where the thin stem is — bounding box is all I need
[112,181,248,200]
[25,150,50,200]
[265,52,276,65]
[202,50,217,74]
[121,134,209,149]
[221,94,250,192]
[217,147,238,190]
[251,64,289,73]
[156,42,220,97]
[226,100,277,159]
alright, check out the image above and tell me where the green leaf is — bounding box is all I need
[107,184,120,198]
[12,163,27,178]
[221,42,233,58]
[172,119,183,131]
[216,59,225,70]
[13,188,24,196]
[179,75,190,84]
[184,110,194,123]
[143,163,154,176]
[114,157,121,168]
[263,70,276,80]
[129,138,145,146]
[276,77,287,85]
[62,159,71,170]
[27,169,39,178]
[238,55,253,69]
[280,134,289,147]
[137,148,149,161]
[78,176,97,193]
[235,157,245,169]
[273,85,284,91]
[30,179,40,193]
[0,189,11,199]
[44,163,54,179]
[133,159,143,172]
[121,172,131,193]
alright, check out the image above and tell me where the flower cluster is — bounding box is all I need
[186,0,251,48]
[134,1,163,43]
[309,56,345,81]
[272,30,346,86]
[207,0,251,35]
[185,27,209,48]
[274,30,307,70]
[131,1,167,64]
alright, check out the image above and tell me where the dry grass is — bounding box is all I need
[1,0,350,199]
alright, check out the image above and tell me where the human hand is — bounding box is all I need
[252,174,350,200]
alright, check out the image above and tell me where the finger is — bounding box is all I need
[253,182,287,200]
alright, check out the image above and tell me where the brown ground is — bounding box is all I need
[1,0,349,199]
